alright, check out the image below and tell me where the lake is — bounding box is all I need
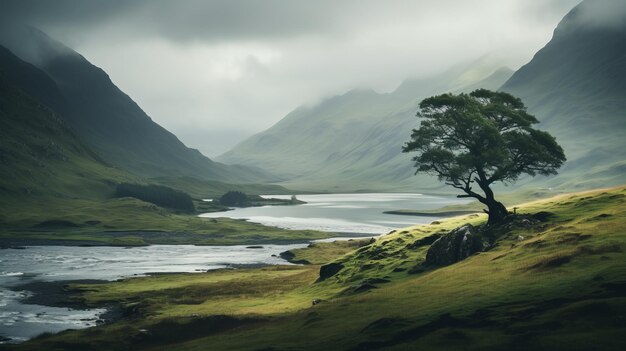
[1,193,467,343]
[0,244,305,343]
[200,193,468,234]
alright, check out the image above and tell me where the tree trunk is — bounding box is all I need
[485,198,508,225]
[475,179,509,225]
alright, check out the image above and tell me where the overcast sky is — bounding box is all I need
[1,0,580,157]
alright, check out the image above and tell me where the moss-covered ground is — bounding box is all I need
[0,197,333,246]
[4,186,626,350]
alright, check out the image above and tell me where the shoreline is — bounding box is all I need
[0,231,377,248]
[383,210,479,217]
[8,279,125,335]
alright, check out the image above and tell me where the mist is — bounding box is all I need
[0,0,581,156]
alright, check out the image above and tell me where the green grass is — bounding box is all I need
[0,197,333,246]
[8,186,626,350]
[281,239,373,265]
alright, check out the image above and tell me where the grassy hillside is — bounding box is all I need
[9,186,626,350]
[0,73,134,201]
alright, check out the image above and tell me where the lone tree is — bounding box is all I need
[403,89,566,225]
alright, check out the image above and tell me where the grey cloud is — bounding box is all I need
[2,0,584,44]
[1,0,343,43]
[0,0,586,157]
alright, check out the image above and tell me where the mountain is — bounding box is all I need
[500,0,626,189]
[0,25,272,183]
[221,0,626,193]
[0,49,134,202]
[219,61,513,191]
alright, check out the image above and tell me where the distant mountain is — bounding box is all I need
[500,0,626,189]
[0,26,272,183]
[219,61,513,191]
[222,0,626,193]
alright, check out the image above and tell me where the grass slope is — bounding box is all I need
[9,186,626,350]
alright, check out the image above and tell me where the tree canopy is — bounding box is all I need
[403,89,566,224]
[219,191,249,207]
[115,183,195,213]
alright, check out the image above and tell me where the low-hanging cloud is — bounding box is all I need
[0,0,583,156]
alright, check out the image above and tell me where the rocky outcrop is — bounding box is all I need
[425,224,485,266]
[318,262,344,281]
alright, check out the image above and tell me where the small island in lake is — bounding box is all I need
[215,191,306,209]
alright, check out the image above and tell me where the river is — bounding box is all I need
[0,193,467,343]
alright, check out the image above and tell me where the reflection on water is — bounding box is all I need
[0,244,305,343]
[200,193,469,234]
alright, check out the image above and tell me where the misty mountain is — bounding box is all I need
[221,0,626,193]
[0,25,272,183]
[500,0,626,189]
[0,49,134,201]
[219,61,513,191]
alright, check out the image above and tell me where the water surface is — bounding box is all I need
[200,193,468,234]
[0,244,305,343]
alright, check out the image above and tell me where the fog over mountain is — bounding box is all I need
[0,0,579,156]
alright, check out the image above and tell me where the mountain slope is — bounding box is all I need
[500,0,626,189]
[0,26,271,183]
[0,61,134,202]
[219,62,513,191]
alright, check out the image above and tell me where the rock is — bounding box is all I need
[425,224,485,266]
[279,250,295,261]
[407,233,443,249]
[317,262,344,281]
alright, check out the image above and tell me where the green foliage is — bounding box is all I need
[150,175,290,199]
[218,191,249,206]
[403,89,566,223]
[115,183,195,213]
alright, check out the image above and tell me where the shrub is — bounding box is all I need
[115,183,194,212]
[219,191,249,206]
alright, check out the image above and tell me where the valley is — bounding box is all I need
[0,0,625,350]
[3,186,625,350]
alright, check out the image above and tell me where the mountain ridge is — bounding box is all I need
[0,25,273,184]
[499,0,626,189]
[219,60,514,191]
